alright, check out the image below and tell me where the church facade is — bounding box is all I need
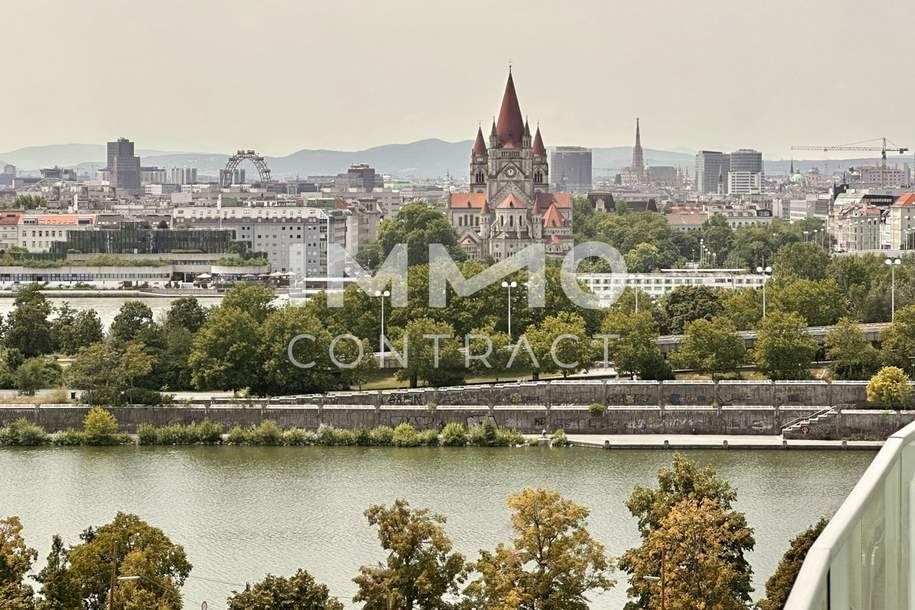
[449,71,572,260]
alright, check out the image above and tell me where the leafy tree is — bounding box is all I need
[189,306,263,393]
[67,343,122,404]
[13,194,47,210]
[673,316,745,378]
[753,311,818,380]
[880,304,915,375]
[866,366,913,407]
[15,357,60,395]
[35,535,81,610]
[659,286,724,334]
[108,301,156,346]
[521,312,597,379]
[600,310,671,380]
[824,318,880,380]
[0,516,37,597]
[699,213,735,263]
[827,254,889,322]
[4,285,53,357]
[371,202,463,268]
[769,278,848,326]
[466,322,514,381]
[227,570,343,610]
[758,518,828,610]
[772,242,830,282]
[465,488,614,610]
[64,512,191,610]
[393,318,464,388]
[155,326,195,391]
[119,342,154,392]
[624,242,670,272]
[354,500,465,610]
[220,284,275,324]
[163,297,208,333]
[82,407,118,439]
[620,454,755,609]
[721,287,763,331]
[626,498,750,610]
[590,210,685,266]
[52,305,103,355]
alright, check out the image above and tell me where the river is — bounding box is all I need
[0,446,873,609]
[0,296,224,329]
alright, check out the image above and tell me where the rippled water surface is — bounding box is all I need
[0,447,875,608]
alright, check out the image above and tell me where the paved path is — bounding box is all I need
[555,434,884,450]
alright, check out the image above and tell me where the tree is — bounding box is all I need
[625,498,750,610]
[772,242,830,282]
[753,311,818,380]
[699,213,735,262]
[880,304,915,375]
[659,286,724,334]
[393,318,464,388]
[227,570,343,610]
[620,454,755,609]
[189,306,263,393]
[108,301,157,346]
[522,312,597,379]
[372,202,463,267]
[769,278,848,327]
[465,488,614,610]
[4,285,53,357]
[82,407,118,439]
[15,357,60,395]
[53,305,103,355]
[35,535,81,610]
[64,512,191,610]
[119,342,154,393]
[466,322,514,381]
[866,366,913,407]
[67,343,122,405]
[13,194,46,210]
[0,516,37,605]
[824,318,880,380]
[600,310,671,380]
[220,284,275,324]
[624,242,665,272]
[721,287,763,331]
[163,297,208,333]
[673,316,745,378]
[758,518,828,610]
[354,500,465,610]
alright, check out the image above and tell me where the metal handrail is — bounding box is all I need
[784,418,915,608]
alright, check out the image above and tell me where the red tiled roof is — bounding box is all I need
[532,127,545,156]
[449,192,488,209]
[497,193,525,209]
[20,214,95,225]
[496,71,524,148]
[542,203,566,228]
[896,193,915,206]
[0,213,22,226]
[472,127,487,156]
[533,191,571,212]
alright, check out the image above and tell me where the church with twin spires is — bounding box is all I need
[449,70,572,260]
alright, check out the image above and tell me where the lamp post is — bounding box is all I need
[756,265,773,317]
[885,258,902,321]
[374,289,390,362]
[501,280,518,339]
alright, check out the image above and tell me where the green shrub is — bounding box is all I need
[867,366,913,408]
[137,423,158,445]
[588,403,607,416]
[498,429,527,446]
[334,428,356,446]
[353,427,373,446]
[392,423,420,447]
[0,418,49,446]
[369,426,394,446]
[52,429,87,446]
[82,407,118,443]
[418,429,440,446]
[227,425,249,445]
[469,416,500,447]
[440,422,468,447]
[282,428,315,446]
[551,428,571,447]
[253,420,283,445]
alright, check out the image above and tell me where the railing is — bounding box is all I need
[785,418,915,609]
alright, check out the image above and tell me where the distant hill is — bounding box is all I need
[0,141,904,180]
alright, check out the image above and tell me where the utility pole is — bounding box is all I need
[108,542,118,610]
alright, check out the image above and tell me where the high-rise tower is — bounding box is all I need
[631,118,645,181]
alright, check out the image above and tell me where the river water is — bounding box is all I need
[0,296,224,329]
[0,446,874,609]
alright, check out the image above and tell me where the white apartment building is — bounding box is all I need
[17,214,96,252]
[578,270,769,306]
[889,193,915,249]
[727,171,763,195]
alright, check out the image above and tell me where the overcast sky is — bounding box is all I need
[4,0,914,159]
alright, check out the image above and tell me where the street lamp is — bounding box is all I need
[885,258,902,321]
[756,266,773,317]
[374,290,390,362]
[501,280,518,339]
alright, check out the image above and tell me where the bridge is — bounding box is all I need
[786,417,915,608]
[656,322,890,354]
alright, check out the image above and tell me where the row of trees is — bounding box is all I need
[0,455,823,609]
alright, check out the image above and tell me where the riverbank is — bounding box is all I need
[565,433,884,450]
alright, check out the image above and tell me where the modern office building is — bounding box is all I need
[334,164,383,191]
[550,147,592,193]
[140,166,167,185]
[578,269,769,305]
[695,150,729,194]
[106,138,141,194]
[727,149,763,195]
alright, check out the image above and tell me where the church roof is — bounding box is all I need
[496,71,525,148]
[449,192,488,209]
[533,191,572,212]
[532,126,545,156]
[497,193,526,209]
[542,203,567,228]
[472,126,487,156]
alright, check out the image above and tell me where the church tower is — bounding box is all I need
[532,125,548,193]
[631,117,645,182]
[470,125,487,194]
[484,69,538,200]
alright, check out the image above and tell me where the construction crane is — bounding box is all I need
[791,137,909,169]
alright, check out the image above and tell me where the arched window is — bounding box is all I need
[534,171,543,184]
[475,171,484,183]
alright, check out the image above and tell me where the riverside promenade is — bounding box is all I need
[562,433,883,450]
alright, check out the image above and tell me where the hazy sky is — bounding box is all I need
[4,0,915,159]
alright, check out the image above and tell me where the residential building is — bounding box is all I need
[578,269,769,305]
[0,213,22,249]
[646,166,679,187]
[889,193,915,249]
[448,70,573,260]
[17,214,96,252]
[140,166,167,185]
[106,138,141,194]
[550,147,592,193]
[170,167,198,185]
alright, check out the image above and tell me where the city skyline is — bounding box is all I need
[3,0,915,157]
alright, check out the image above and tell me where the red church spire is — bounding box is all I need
[532,126,545,156]
[495,70,524,148]
[472,125,487,155]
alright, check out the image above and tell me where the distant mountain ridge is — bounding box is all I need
[0,141,901,180]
